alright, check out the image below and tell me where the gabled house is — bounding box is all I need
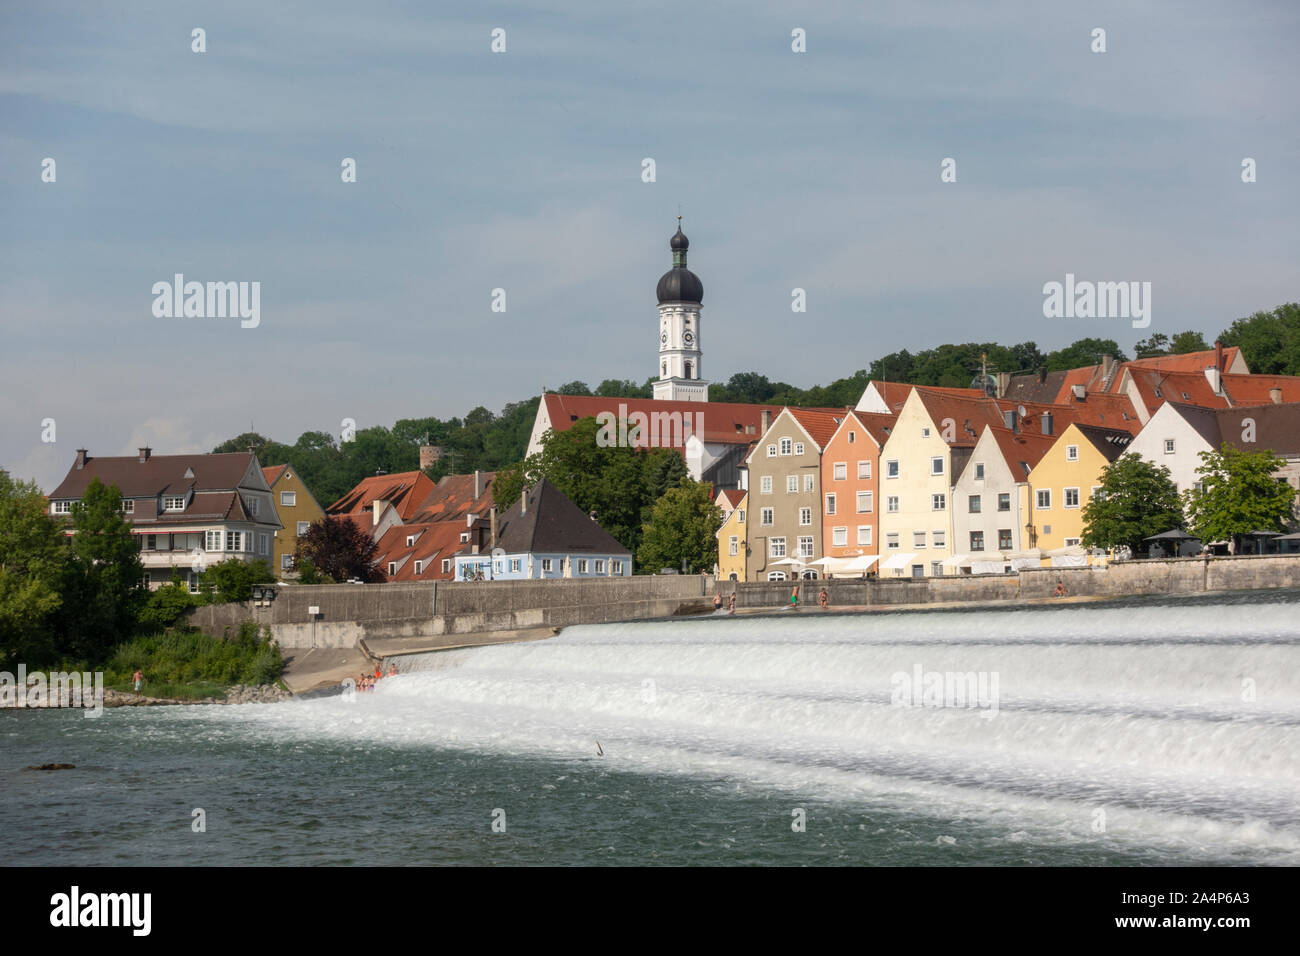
[820,409,895,566]
[372,521,471,581]
[48,448,281,591]
[454,479,633,580]
[716,491,748,581]
[1024,424,1133,552]
[262,465,325,579]
[327,469,439,539]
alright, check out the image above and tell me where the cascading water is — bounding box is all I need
[174,594,1300,864]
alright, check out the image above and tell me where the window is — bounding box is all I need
[922,427,931,437]
[913,531,927,549]
[998,529,1013,550]
[1037,490,1051,509]
[578,559,588,574]
[770,537,787,558]
[281,491,296,506]
[1065,538,1081,547]
[933,530,945,549]
[460,532,470,543]
[886,532,900,550]
[825,494,836,515]
[761,507,774,526]
[931,457,944,476]
[206,530,222,551]
[258,533,269,554]
[593,560,604,573]
[780,438,793,456]
[998,493,1010,512]
[975,463,985,480]
[414,560,424,575]
[833,462,847,481]
[803,474,814,492]
[53,500,73,514]
[225,531,243,552]
[1066,445,1079,462]
[612,560,625,575]
[794,443,805,456]
[297,521,310,537]
[542,558,553,573]
[729,535,739,556]
[787,475,798,493]
[767,571,787,581]
[886,460,899,478]
[931,562,944,577]
[767,444,777,458]
[857,491,873,513]
[832,527,848,546]
[442,559,452,573]
[164,496,185,512]
[282,554,294,570]
[932,493,946,511]
[120,499,135,514]
[388,562,397,576]
[799,507,812,526]
[848,431,856,444]
[887,496,900,513]
[245,497,260,517]
[737,509,745,524]
[187,572,200,594]
[857,525,872,546]
[970,530,985,551]
[969,495,981,513]
[798,536,814,558]
[858,460,871,479]
[761,475,773,494]
[911,565,924,578]
[1064,487,1080,508]
[1164,439,1175,454]
[406,535,416,547]
[1091,486,1102,501]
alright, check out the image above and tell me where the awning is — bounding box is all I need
[839,554,880,573]
[941,554,971,568]
[880,552,917,570]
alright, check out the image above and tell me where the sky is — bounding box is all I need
[2,0,1297,491]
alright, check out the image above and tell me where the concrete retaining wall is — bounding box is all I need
[188,556,1300,648]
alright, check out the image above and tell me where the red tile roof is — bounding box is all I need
[986,426,1059,479]
[541,394,780,446]
[372,522,467,581]
[1122,347,1242,378]
[326,471,438,522]
[261,465,287,487]
[715,488,746,510]
[410,472,497,523]
[868,381,986,412]
[784,408,847,449]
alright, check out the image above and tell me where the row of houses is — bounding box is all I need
[709,348,1300,580]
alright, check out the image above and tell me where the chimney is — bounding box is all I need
[1003,409,1017,432]
[138,447,151,463]
[1270,387,1283,405]
[1037,367,1047,384]
[761,409,771,434]
[474,469,482,499]
[1215,340,1224,372]
[520,486,528,515]
[1041,412,1053,436]
[489,506,497,548]
[75,449,88,470]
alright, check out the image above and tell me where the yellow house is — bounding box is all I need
[262,465,326,579]
[716,491,748,581]
[1023,424,1132,552]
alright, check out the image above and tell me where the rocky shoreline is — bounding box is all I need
[2,683,294,709]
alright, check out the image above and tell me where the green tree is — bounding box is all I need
[1080,454,1184,554]
[556,381,592,396]
[1133,333,1170,358]
[53,479,145,663]
[198,558,275,603]
[1044,338,1129,371]
[296,517,381,582]
[1218,303,1300,375]
[137,572,198,632]
[1170,330,1210,354]
[637,479,723,574]
[0,470,66,669]
[1183,444,1297,551]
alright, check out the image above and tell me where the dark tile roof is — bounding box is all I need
[49,451,259,500]
[492,479,631,556]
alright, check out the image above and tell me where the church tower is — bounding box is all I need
[653,218,708,402]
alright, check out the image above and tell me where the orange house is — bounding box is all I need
[819,409,896,566]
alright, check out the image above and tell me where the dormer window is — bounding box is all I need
[460,532,470,543]
[406,535,416,547]
[53,500,74,515]
[120,500,135,514]
[163,495,186,512]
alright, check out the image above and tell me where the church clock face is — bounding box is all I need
[683,331,694,345]
[661,332,667,344]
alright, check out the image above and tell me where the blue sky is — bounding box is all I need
[2,0,1297,490]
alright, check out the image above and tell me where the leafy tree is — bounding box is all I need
[1080,454,1184,554]
[53,479,145,663]
[1133,333,1170,358]
[1183,444,1297,551]
[295,556,329,585]
[0,470,66,669]
[296,517,382,582]
[1170,330,1209,354]
[137,572,199,632]
[1218,303,1300,375]
[1044,338,1129,371]
[198,558,275,603]
[595,378,651,398]
[637,479,723,574]
[556,381,592,396]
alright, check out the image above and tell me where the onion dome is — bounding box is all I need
[656,219,703,305]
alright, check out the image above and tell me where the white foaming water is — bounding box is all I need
[175,600,1300,862]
